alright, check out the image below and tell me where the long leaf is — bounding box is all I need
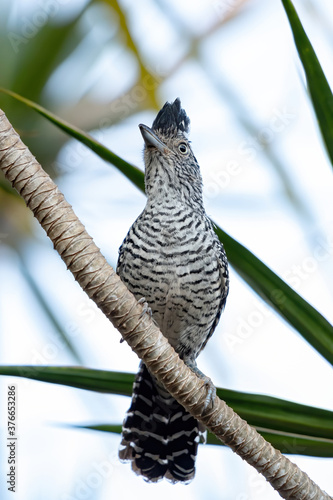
[0,89,145,192]
[214,225,333,364]
[1,89,332,364]
[75,424,333,458]
[281,0,333,165]
[1,365,332,457]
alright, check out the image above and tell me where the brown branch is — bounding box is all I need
[0,108,331,500]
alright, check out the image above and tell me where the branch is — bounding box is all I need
[0,109,330,500]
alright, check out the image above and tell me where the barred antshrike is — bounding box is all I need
[118,98,229,483]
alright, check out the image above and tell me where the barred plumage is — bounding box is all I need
[117,98,229,483]
[119,363,206,482]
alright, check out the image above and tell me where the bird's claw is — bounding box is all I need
[137,297,153,319]
[201,375,216,411]
[120,298,153,344]
[187,362,216,412]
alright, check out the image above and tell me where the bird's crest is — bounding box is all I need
[152,98,190,135]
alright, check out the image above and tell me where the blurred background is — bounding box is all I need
[0,0,333,498]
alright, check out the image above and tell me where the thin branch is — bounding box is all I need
[0,108,330,500]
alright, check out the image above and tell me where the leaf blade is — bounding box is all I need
[0,88,145,192]
[75,423,333,458]
[1,365,332,457]
[281,0,333,165]
[214,225,333,364]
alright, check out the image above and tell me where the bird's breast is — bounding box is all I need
[118,203,223,354]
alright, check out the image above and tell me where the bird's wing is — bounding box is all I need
[199,233,229,354]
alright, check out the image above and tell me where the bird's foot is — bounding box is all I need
[137,297,153,319]
[120,297,153,343]
[187,361,216,412]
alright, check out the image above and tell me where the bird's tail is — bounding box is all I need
[119,362,206,483]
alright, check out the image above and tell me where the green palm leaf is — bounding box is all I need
[76,424,333,458]
[0,89,145,192]
[1,88,332,364]
[281,0,333,165]
[214,226,333,364]
[0,365,332,457]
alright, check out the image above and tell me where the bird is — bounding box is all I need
[117,98,229,483]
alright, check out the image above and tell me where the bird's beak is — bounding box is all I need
[139,124,170,153]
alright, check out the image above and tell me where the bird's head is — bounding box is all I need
[139,98,203,208]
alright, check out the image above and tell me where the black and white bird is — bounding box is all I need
[117,98,229,483]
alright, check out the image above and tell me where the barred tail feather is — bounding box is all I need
[119,362,206,483]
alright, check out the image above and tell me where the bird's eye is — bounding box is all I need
[178,142,188,154]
